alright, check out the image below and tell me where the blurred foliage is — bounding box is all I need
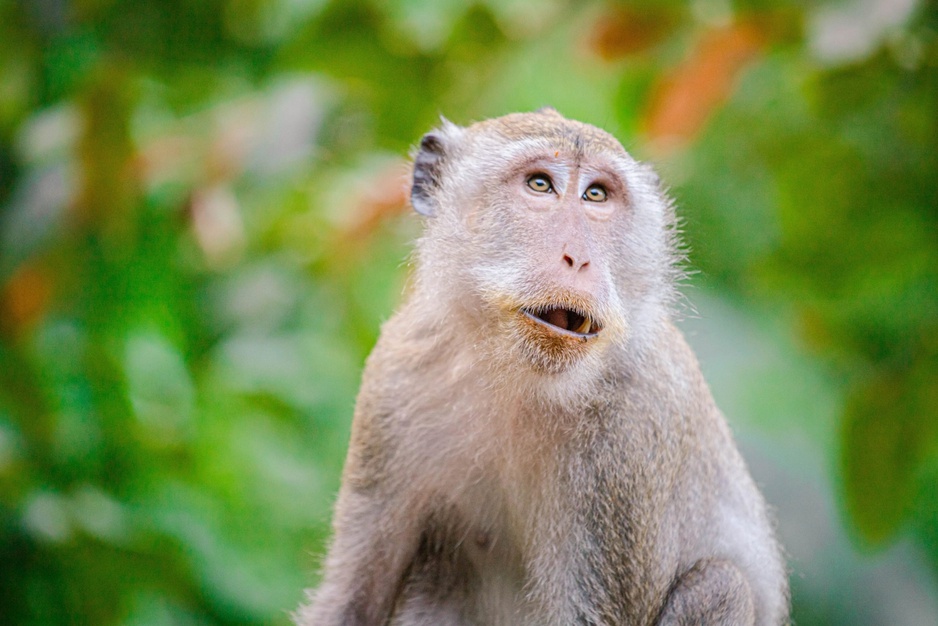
[0,0,935,624]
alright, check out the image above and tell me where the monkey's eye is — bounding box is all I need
[526,174,553,193]
[583,184,607,202]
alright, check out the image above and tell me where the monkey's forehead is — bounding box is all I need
[467,112,627,158]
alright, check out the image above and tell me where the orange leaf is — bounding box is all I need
[2,264,53,333]
[587,7,677,61]
[643,22,766,151]
[337,161,411,246]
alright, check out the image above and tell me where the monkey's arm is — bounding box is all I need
[656,559,755,626]
[297,485,423,626]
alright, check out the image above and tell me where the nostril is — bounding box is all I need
[563,254,590,271]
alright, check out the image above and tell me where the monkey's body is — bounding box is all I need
[298,111,788,625]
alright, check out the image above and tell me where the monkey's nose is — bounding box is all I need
[562,253,590,273]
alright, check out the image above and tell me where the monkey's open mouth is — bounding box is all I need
[521,306,602,338]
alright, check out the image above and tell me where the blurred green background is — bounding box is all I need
[0,0,936,624]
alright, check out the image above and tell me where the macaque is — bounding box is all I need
[297,109,789,626]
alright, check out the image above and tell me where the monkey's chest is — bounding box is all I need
[390,471,663,626]
[390,498,531,625]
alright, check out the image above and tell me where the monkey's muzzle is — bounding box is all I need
[521,306,602,340]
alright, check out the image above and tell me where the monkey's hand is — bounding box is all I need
[657,558,755,626]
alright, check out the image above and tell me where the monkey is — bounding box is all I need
[296,108,789,626]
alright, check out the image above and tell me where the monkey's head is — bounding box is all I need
[409,109,681,377]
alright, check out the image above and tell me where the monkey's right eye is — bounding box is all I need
[526,174,553,193]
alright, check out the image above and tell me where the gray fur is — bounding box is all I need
[296,111,789,626]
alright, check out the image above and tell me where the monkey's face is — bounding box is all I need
[411,111,679,375]
[477,149,629,374]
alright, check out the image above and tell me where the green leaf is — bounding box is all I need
[841,357,938,546]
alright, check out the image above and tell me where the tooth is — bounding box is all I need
[577,316,592,334]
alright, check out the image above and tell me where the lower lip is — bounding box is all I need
[520,310,600,340]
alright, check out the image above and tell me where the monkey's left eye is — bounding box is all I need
[583,184,607,202]
[526,174,553,193]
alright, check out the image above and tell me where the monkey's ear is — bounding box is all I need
[535,106,562,117]
[411,132,446,217]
